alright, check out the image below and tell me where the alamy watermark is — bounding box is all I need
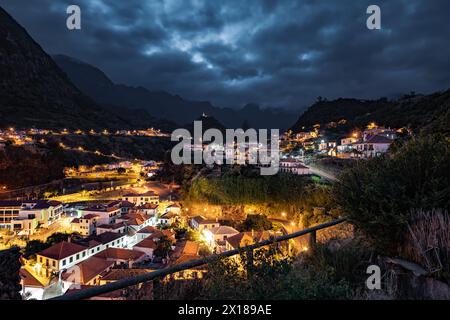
[66,5,81,30]
[171,121,280,176]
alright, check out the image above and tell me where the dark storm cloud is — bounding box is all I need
[1,0,450,110]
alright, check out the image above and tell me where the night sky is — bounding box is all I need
[1,0,450,111]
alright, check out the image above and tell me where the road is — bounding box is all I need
[50,181,178,203]
[307,164,338,182]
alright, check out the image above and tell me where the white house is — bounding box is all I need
[71,214,98,236]
[158,211,179,226]
[190,215,219,231]
[96,221,127,235]
[133,238,157,259]
[80,203,121,225]
[0,200,63,234]
[279,158,310,175]
[122,191,159,206]
[353,135,393,158]
[202,226,239,248]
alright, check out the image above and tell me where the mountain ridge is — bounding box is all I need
[53,54,298,130]
[0,7,130,130]
[290,91,450,134]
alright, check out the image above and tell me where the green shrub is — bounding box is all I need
[334,134,449,253]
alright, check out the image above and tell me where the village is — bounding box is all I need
[0,119,410,300]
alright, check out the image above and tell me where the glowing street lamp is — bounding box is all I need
[281,212,286,218]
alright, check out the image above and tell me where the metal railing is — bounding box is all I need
[51,217,347,300]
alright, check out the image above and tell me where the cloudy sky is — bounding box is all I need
[1,0,450,111]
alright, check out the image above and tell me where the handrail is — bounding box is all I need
[51,217,347,300]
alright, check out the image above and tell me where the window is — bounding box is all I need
[76,254,80,260]
[62,259,66,266]
[52,260,56,267]
[69,257,73,263]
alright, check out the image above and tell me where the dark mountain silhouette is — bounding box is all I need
[290,91,450,134]
[53,54,297,130]
[0,7,129,130]
[184,113,227,136]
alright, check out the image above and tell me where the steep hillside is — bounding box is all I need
[290,91,450,134]
[0,7,127,130]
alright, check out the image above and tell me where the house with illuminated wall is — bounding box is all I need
[352,135,393,158]
[122,191,159,206]
[190,215,220,231]
[71,214,98,236]
[0,200,63,235]
[279,158,311,175]
[202,226,239,249]
[35,232,129,279]
[80,202,121,225]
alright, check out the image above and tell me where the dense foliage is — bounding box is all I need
[334,134,450,253]
[241,214,273,231]
[185,174,309,206]
[291,90,450,135]
[155,240,374,300]
[0,247,22,300]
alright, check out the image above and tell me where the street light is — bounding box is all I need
[281,212,286,217]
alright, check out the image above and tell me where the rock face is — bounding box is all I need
[0,7,127,129]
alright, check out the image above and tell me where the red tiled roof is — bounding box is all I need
[160,211,178,219]
[123,191,158,197]
[119,200,135,208]
[136,203,158,210]
[82,214,99,220]
[121,212,149,226]
[209,226,239,235]
[135,238,157,250]
[97,222,126,230]
[162,229,176,240]
[38,242,87,260]
[94,248,145,261]
[173,240,199,256]
[20,268,45,288]
[83,204,120,213]
[137,226,158,234]
[191,215,217,224]
[225,233,254,250]
[173,254,200,265]
[62,256,115,284]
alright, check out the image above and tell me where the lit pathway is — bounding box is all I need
[307,164,339,182]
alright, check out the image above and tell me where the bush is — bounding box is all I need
[334,134,449,253]
[240,214,273,231]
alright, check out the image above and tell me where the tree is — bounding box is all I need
[46,232,72,246]
[154,235,173,259]
[241,214,273,231]
[23,240,49,260]
[0,247,22,300]
[334,134,450,253]
[185,228,200,242]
